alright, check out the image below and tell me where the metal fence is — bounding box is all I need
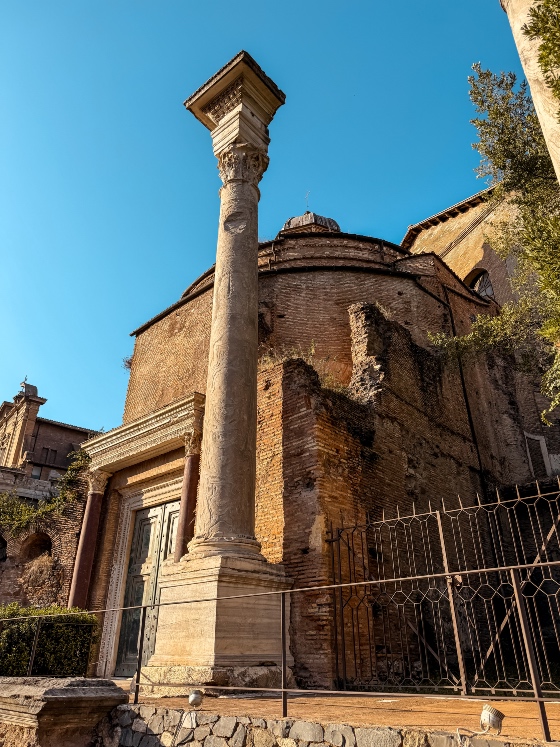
[330,483,560,738]
[3,483,560,741]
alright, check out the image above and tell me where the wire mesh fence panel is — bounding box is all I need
[331,485,560,695]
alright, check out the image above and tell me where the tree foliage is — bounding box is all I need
[525,0,560,118]
[434,52,560,422]
[0,602,98,676]
[0,449,91,535]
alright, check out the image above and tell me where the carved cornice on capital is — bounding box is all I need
[217,143,269,188]
[88,469,112,494]
[185,428,202,456]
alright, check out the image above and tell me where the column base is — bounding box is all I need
[137,664,294,698]
[139,552,293,697]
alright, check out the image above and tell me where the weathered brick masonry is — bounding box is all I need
[85,207,560,687]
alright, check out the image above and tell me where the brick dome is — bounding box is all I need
[281,211,340,234]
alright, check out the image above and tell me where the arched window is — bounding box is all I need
[0,535,6,563]
[20,532,52,563]
[466,269,495,301]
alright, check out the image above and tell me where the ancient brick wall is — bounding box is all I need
[123,292,212,423]
[0,499,85,608]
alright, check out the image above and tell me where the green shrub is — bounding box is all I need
[0,603,99,677]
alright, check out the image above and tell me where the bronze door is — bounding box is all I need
[114,500,180,677]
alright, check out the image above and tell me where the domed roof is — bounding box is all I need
[281,211,340,234]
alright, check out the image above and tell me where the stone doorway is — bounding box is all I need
[114,500,180,677]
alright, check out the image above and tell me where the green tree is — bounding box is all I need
[432,52,560,421]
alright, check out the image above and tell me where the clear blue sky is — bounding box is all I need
[0,1,524,432]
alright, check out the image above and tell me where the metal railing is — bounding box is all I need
[3,485,560,741]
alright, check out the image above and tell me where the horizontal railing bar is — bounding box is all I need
[132,682,560,703]
[333,489,560,532]
[4,558,560,623]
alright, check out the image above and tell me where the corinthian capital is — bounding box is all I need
[87,469,112,494]
[185,428,203,456]
[217,143,269,188]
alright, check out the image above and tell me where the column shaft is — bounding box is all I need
[68,470,110,609]
[191,160,261,556]
[174,449,201,562]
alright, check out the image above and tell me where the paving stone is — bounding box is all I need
[324,724,356,747]
[355,728,402,747]
[214,717,239,738]
[289,721,324,743]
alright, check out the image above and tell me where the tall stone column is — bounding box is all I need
[68,469,111,609]
[501,0,560,184]
[184,52,285,558]
[140,53,292,691]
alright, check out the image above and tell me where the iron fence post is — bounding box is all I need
[436,510,468,695]
[510,568,551,741]
[134,606,148,705]
[280,591,288,718]
[27,616,42,676]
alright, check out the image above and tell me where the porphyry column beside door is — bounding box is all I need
[68,469,111,609]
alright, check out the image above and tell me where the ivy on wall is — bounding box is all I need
[0,450,91,535]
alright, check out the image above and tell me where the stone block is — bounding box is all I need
[289,721,324,743]
[139,706,156,722]
[0,677,127,747]
[252,719,267,729]
[198,713,221,726]
[403,732,429,747]
[132,718,148,733]
[161,733,175,747]
[277,739,298,747]
[214,716,239,738]
[267,720,294,738]
[167,710,183,729]
[355,728,402,747]
[206,736,230,747]
[148,712,165,734]
[195,725,212,740]
[119,709,135,728]
[121,730,135,747]
[253,727,278,747]
[177,727,195,744]
[139,736,160,747]
[324,724,356,747]
[230,723,247,747]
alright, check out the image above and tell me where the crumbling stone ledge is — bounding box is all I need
[92,706,546,747]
